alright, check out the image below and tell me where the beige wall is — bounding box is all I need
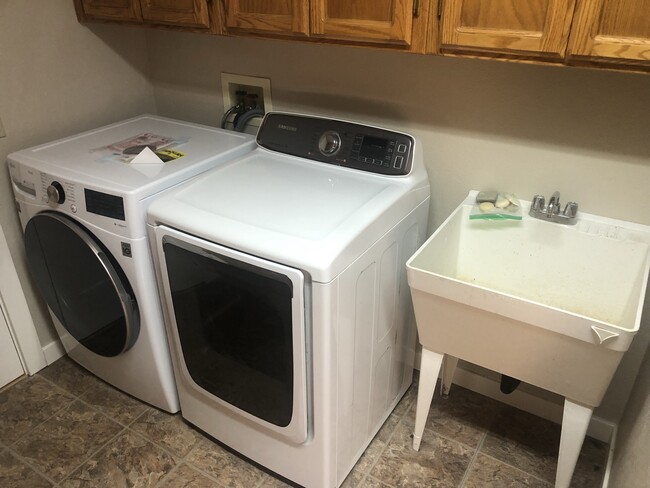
[145,31,650,424]
[0,0,156,345]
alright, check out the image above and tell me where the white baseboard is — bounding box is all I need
[42,339,65,365]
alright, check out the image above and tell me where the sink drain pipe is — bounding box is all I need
[500,374,521,394]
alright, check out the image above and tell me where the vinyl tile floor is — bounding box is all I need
[0,357,608,488]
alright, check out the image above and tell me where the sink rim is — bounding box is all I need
[407,191,650,352]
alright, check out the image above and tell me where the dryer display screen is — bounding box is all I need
[85,189,125,221]
[359,136,389,160]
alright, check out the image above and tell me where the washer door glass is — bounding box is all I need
[24,212,139,357]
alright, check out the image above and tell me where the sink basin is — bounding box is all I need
[407,190,650,488]
[408,190,650,405]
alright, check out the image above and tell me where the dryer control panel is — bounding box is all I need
[257,113,414,176]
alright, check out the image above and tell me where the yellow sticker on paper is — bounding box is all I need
[155,149,186,162]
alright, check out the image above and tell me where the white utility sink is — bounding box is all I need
[407,190,650,488]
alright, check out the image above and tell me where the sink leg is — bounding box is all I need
[555,398,593,488]
[441,355,458,398]
[413,348,444,451]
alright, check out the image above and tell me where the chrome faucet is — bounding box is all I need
[529,191,578,225]
[546,191,561,217]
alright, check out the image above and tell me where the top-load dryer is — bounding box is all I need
[148,113,430,485]
[8,115,255,412]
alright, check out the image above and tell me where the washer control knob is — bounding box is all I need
[318,131,341,156]
[46,181,65,205]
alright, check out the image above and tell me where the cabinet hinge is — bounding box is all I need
[413,0,420,18]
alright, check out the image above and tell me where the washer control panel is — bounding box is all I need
[8,160,126,223]
[257,113,414,176]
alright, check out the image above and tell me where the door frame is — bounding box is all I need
[0,224,46,375]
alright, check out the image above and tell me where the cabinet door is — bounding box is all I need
[140,0,211,28]
[568,0,650,65]
[223,0,309,36]
[311,0,415,46]
[440,0,576,58]
[80,0,142,22]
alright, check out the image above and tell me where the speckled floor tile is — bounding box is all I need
[376,414,401,444]
[481,406,560,483]
[0,449,53,488]
[354,436,387,475]
[259,472,295,487]
[60,430,176,488]
[155,462,220,487]
[13,399,123,482]
[404,384,498,449]
[392,383,417,419]
[341,468,365,488]
[131,409,203,458]
[371,421,474,487]
[38,357,99,397]
[0,375,74,445]
[343,472,392,488]
[570,437,608,488]
[185,436,267,488]
[359,476,392,488]
[0,362,611,488]
[79,380,149,426]
[464,453,552,487]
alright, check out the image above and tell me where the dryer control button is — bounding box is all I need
[70,204,77,213]
[318,131,342,156]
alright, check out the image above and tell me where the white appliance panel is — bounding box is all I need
[10,116,253,196]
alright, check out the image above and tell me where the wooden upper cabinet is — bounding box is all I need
[80,0,143,22]
[568,0,650,65]
[78,0,213,29]
[140,0,211,28]
[439,0,577,58]
[311,0,415,46]
[223,0,309,36]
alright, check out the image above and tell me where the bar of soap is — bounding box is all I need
[479,202,495,212]
[476,191,498,204]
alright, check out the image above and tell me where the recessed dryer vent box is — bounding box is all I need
[221,73,272,132]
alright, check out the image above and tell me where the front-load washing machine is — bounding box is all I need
[148,113,431,486]
[8,115,255,412]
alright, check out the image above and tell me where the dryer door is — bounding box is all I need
[24,212,139,357]
[157,227,310,444]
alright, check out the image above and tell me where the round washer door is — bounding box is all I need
[24,212,139,357]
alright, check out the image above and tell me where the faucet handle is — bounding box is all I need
[531,195,545,212]
[563,202,578,218]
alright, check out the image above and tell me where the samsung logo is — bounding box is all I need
[278,124,298,132]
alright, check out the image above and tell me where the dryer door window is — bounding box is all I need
[159,230,309,444]
[24,212,139,357]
